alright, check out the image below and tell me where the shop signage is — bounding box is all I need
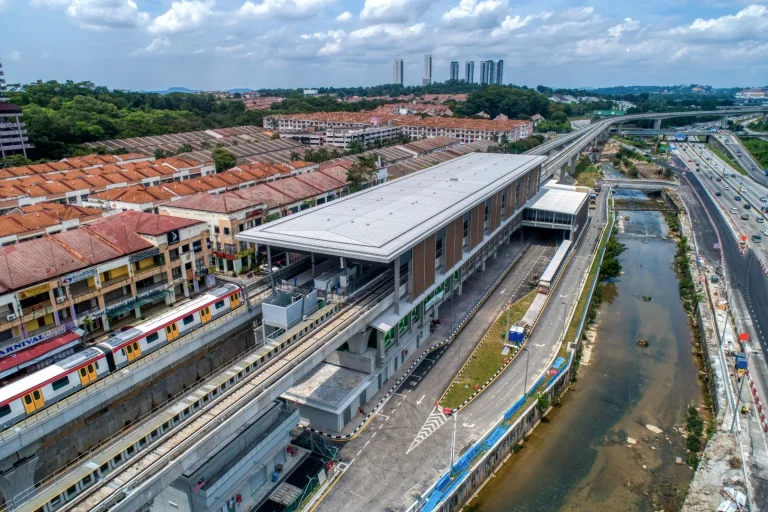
[166,229,180,246]
[61,267,97,286]
[236,248,254,259]
[19,283,50,300]
[193,478,205,494]
[129,248,159,264]
[0,325,67,357]
[423,288,444,311]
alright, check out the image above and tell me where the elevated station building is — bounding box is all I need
[238,152,553,432]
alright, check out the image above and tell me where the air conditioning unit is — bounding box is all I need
[56,296,67,304]
[6,314,16,321]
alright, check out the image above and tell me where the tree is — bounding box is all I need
[536,393,550,412]
[233,92,242,99]
[347,154,378,192]
[289,151,301,161]
[177,143,193,154]
[347,139,365,155]
[154,148,168,159]
[212,148,236,173]
[270,132,280,140]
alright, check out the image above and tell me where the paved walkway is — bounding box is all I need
[318,190,608,512]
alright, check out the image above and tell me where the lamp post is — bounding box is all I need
[521,347,530,397]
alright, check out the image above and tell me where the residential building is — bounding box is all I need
[423,54,432,86]
[465,61,474,84]
[0,203,105,246]
[266,112,533,144]
[325,125,403,149]
[393,58,404,86]
[0,59,32,159]
[549,94,579,104]
[450,61,459,81]
[735,89,766,99]
[303,89,319,96]
[480,60,490,85]
[0,210,212,360]
[493,59,504,85]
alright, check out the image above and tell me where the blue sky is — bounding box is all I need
[1,0,767,91]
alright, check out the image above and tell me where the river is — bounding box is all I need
[467,207,706,512]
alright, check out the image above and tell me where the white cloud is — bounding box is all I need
[31,0,149,29]
[669,5,768,42]
[146,37,170,52]
[318,41,342,55]
[8,50,21,61]
[491,11,552,36]
[442,0,507,28]
[335,10,352,22]
[607,18,640,38]
[349,22,426,40]
[237,0,334,20]
[360,0,432,23]
[149,0,215,34]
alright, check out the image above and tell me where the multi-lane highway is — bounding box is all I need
[677,143,768,259]
[711,132,767,185]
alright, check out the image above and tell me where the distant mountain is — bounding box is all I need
[141,87,254,95]
[226,88,254,94]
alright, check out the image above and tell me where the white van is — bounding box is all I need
[730,207,738,214]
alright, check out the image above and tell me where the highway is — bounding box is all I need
[677,143,768,259]
[710,132,767,185]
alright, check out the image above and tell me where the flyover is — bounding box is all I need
[599,178,679,191]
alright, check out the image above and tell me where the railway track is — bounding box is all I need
[38,273,393,512]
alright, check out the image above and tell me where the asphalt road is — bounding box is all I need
[319,191,608,512]
[712,133,766,186]
[682,171,768,372]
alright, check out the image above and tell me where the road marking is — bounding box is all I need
[500,288,506,294]
[407,407,449,455]
[416,394,425,405]
[356,450,362,456]
[394,393,407,398]
[371,432,377,438]
[364,441,369,447]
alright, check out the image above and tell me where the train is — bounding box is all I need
[0,283,244,430]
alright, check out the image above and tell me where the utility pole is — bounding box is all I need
[730,349,750,434]
[522,347,530,397]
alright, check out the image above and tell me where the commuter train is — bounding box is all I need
[0,284,244,429]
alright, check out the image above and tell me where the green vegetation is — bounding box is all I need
[686,405,704,467]
[599,230,627,279]
[536,392,550,412]
[573,157,601,189]
[747,121,768,132]
[742,138,768,169]
[5,80,265,160]
[212,148,236,173]
[487,134,544,154]
[346,154,378,193]
[706,144,746,175]
[441,291,537,409]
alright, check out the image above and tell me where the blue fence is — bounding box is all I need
[503,395,526,422]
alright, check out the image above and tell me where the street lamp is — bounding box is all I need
[521,347,530,397]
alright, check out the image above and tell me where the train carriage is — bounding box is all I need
[0,348,110,429]
[97,284,244,371]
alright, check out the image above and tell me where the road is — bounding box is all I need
[679,171,768,503]
[318,191,608,512]
[711,132,767,185]
[677,143,768,261]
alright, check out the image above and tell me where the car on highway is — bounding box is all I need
[725,186,730,190]
[760,196,767,202]
[745,203,752,209]
[758,217,765,223]
[763,229,768,237]
[742,213,750,220]
[754,234,762,243]
[716,191,722,196]
[716,177,721,182]
[735,196,741,201]
[731,208,739,214]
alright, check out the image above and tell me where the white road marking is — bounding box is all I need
[407,408,449,454]
[416,394,425,405]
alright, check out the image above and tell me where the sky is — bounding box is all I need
[0,0,767,91]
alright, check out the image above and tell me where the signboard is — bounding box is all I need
[0,325,67,357]
[195,267,209,278]
[236,248,255,259]
[423,288,444,311]
[738,368,746,377]
[129,248,159,264]
[19,283,50,300]
[739,333,750,342]
[61,267,97,286]
[192,478,205,494]
[166,229,180,246]
[713,243,720,251]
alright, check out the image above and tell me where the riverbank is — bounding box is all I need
[467,208,707,512]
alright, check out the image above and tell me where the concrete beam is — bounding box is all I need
[0,456,38,508]
[653,119,662,130]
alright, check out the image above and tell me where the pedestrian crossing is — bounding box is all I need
[406,407,449,454]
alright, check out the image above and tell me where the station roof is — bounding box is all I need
[237,153,546,263]
[525,183,589,215]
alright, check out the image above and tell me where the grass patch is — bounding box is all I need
[706,144,747,175]
[440,291,538,409]
[742,137,768,169]
[573,157,602,189]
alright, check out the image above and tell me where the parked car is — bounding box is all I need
[715,192,722,196]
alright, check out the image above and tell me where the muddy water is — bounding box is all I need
[467,210,705,512]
